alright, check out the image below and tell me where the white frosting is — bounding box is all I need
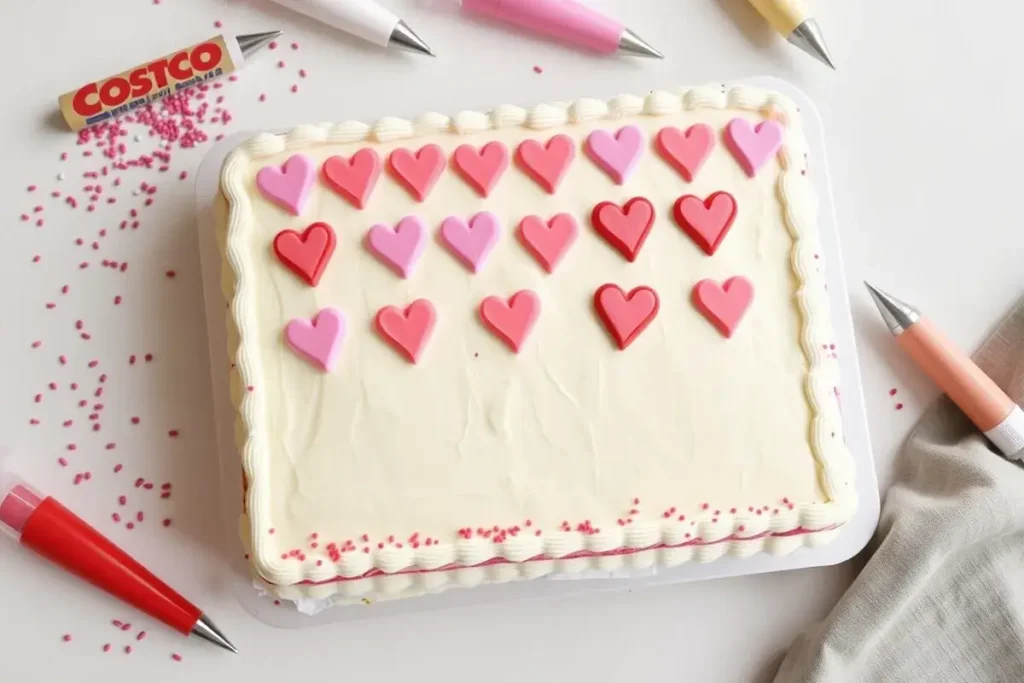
[218,85,855,601]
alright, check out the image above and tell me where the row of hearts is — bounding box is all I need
[284,279,755,373]
[254,117,785,216]
[274,192,740,288]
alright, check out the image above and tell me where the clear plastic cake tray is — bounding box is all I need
[194,76,879,628]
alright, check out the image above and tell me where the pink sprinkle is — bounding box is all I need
[168,429,179,437]
[103,644,111,653]
[145,353,154,362]
[136,511,144,522]
[34,394,42,403]
[126,522,135,530]
[299,69,308,78]
[163,518,172,527]
[896,403,904,410]
[73,474,83,485]
[31,341,42,349]
[30,418,40,425]
[61,285,69,294]
[136,631,147,641]
[533,65,543,74]
[131,416,140,424]
[58,457,69,468]
[269,528,276,535]
[165,270,176,278]
[124,646,132,654]
[49,382,57,390]
[269,41,278,49]
[67,443,77,451]
[179,170,188,180]
[277,60,286,68]
[290,84,298,93]
[58,355,66,364]
[114,295,122,305]
[214,20,222,27]
[143,483,154,490]
[291,42,299,49]
[118,496,127,505]
[28,184,37,192]
[171,653,182,662]
[112,513,121,522]
[62,634,72,642]
[258,93,267,103]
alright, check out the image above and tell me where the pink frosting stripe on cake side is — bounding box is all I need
[259,523,843,587]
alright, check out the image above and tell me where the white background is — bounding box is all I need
[1,1,1019,681]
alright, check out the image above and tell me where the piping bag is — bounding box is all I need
[0,451,237,652]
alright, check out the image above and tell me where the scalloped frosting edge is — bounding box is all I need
[220,84,856,598]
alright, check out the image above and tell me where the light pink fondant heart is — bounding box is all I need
[584,125,645,184]
[655,124,714,182]
[724,118,784,177]
[284,307,346,371]
[256,154,316,215]
[367,216,426,279]
[516,135,575,193]
[692,277,754,338]
[517,213,578,273]
[440,212,500,273]
[452,142,509,197]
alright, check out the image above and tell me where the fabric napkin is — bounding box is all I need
[773,298,1024,683]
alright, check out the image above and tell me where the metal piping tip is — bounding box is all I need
[864,282,920,336]
[237,31,284,60]
[787,19,835,69]
[618,29,664,59]
[390,20,435,56]
[191,614,238,654]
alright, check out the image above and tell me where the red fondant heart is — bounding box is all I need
[516,135,575,194]
[375,299,437,363]
[672,191,737,255]
[388,145,446,202]
[591,197,655,262]
[452,142,509,197]
[272,222,336,286]
[517,213,578,273]
[322,149,381,209]
[594,284,659,350]
[479,290,541,353]
[692,277,754,338]
[655,124,714,182]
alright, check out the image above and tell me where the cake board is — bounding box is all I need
[194,76,879,627]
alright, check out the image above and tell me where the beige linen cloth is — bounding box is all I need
[774,299,1024,683]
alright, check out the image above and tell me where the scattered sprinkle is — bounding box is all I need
[62,634,72,642]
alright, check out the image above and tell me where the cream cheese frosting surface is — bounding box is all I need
[218,85,854,601]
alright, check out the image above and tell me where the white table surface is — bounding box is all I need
[2,0,1020,680]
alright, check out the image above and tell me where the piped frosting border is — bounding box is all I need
[220,85,856,599]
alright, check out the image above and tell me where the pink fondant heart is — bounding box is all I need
[256,154,316,215]
[452,142,508,197]
[692,277,754,338]
[655,124,714,182]
[375,299,436,364]
[440,212,500,273]
[322,149,381,209]
[284,307,346,371]
[724,118,784,177]
[388,144,446,202]
[594,284,659,350]
[479,290,541,353]
[672,191,737,256]
[366,216,426,279]
[517,213,578,273]
[584,124,644,184]
[516,134,575,194]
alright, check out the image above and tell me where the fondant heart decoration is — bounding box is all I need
[322,149,381,209]
[584,124,645,184]
[452,142,509,197]
[672,191,737,255]
[479,290,541,353]
[593,284,659,350]
[375,299,437,363]
[273,222,337,286]
[515,134,575,194]
[692,276,754,338]
[655,124,714,182]
[366,216,426,279]
[440,211,501,273]
[724,118,784,177]
[284,307,346,371]
[388,144,446,202]
[517,213,578,273]
[256,154,316,216]
[591,197,655,262]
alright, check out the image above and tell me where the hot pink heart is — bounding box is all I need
[655,124,714,182]
[479,290,541,353]
[452,142,509,197]
[322,149,381,209]
[724,118,784,177]
[692,277,754,338]
[367,216,426,279]
[256,154,316,215]
[584,124,645,184]
[284,307,346,371]
[440,212,501,273]
[517,213,578,273]
[388,144,446,202]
